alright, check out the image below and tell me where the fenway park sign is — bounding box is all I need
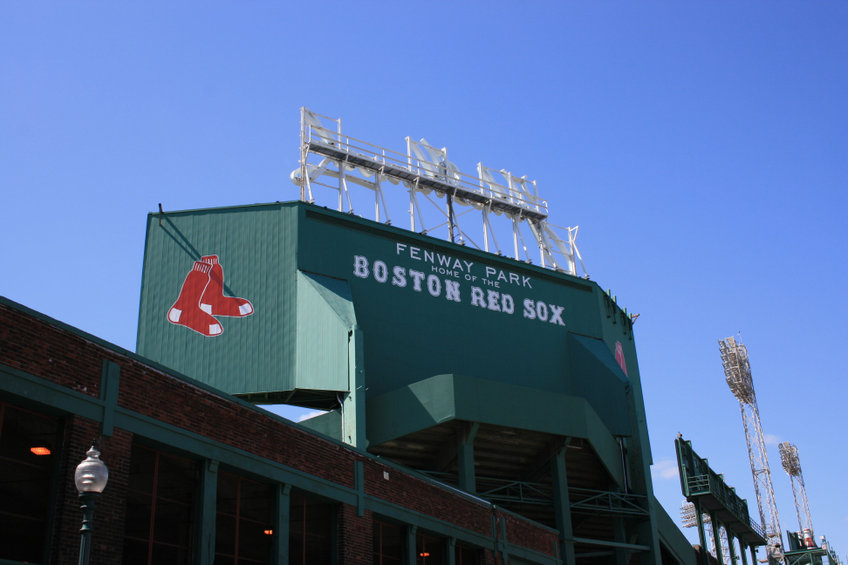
[352,242,566,327]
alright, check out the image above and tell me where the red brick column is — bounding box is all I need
[337,505,373,565]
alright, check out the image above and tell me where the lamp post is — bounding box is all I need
[74,444,109,565]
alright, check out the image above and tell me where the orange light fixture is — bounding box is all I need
[263,529,273,536]
[31,447,51,456]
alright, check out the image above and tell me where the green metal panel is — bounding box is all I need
[295,271,355,392]
[137,202,645,443]
[366,373,625,487]
[297,206,601,398]
[137,204,299,396]
[568,334,631,436]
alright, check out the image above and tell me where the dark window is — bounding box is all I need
[290,490,334,564]
[373,519,403,565]
[0,401,61,563]
[123,444,197,565]
[216,470,274,564]
[455,543,480,565]
[416,532,446,565]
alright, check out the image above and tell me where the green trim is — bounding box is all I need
[552,447,576,564]
[195,459,218,565]
[570,537,650,551]
[99,360,120,437]
[273,484,291,565]
[406,525,417,565]
[0,363,104,422]
[457,422,478,494]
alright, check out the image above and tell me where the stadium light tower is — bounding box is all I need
[718,336,784,563]
[778,442,814,537]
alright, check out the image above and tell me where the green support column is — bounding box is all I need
[694,500,709,565]
[728,532,738,565]
[196,459,218,565]
[457,422,479,494]
[406,525,418,565]
[343,326,366,448]
[739,541,749,565]
[710,513,724,565]
[749,546,757,565]
[613,517,629,565]
[447,536,456,565]
[273,484,291,565]
[552,445,576,565]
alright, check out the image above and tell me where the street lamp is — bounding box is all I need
[74,444,109,565]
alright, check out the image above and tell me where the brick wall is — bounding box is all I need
[0,300,559,564]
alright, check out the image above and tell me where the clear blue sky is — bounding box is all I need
[2,1,846,559]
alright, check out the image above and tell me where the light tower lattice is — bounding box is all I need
[778,442,814,536]
[681,502,730,564]
[719,336,784,563]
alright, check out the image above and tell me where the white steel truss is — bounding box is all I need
[290,107,588,278]
[681,502,731,564]
[719,337,784,564]
[778,442,814,535]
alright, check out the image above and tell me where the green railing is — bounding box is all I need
[685,473,765,539]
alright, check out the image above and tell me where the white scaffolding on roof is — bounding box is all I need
[290,107,588,278]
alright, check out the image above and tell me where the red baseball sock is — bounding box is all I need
[167,261,223,336]
[199,255,253,317]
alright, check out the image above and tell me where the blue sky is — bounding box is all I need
[2,1,846,559]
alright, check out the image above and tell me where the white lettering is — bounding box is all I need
[409,269,425,291]
[410,246,421,260]
[522,275,532,288]
[487,290,501,312]
[438,254,451,267]
[470,286,486,308]
[374,260,388,283]
[392,266,407,287]
[549,304,565,326]
[445,280,461,302]
[354,255,369,278]
[463,260,474,271]
[396,243,407,256]
[536,301,549,322]
[485,266,496,278]
[502,293,515,314]
[427,274,441,297]
[424,249,434,263]
[523,298,536,319]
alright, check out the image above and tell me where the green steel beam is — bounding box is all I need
[552,446,576,565]
[406,525,417,565]
[196,459,218,565]
[457,422,479,494]
[569,537,650,552]
[273,484,290,565]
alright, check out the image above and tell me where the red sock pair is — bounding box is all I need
[167,255,253,336]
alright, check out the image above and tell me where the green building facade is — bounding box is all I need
[137,200,693,563]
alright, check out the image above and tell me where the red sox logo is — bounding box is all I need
[167,255,253,337]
